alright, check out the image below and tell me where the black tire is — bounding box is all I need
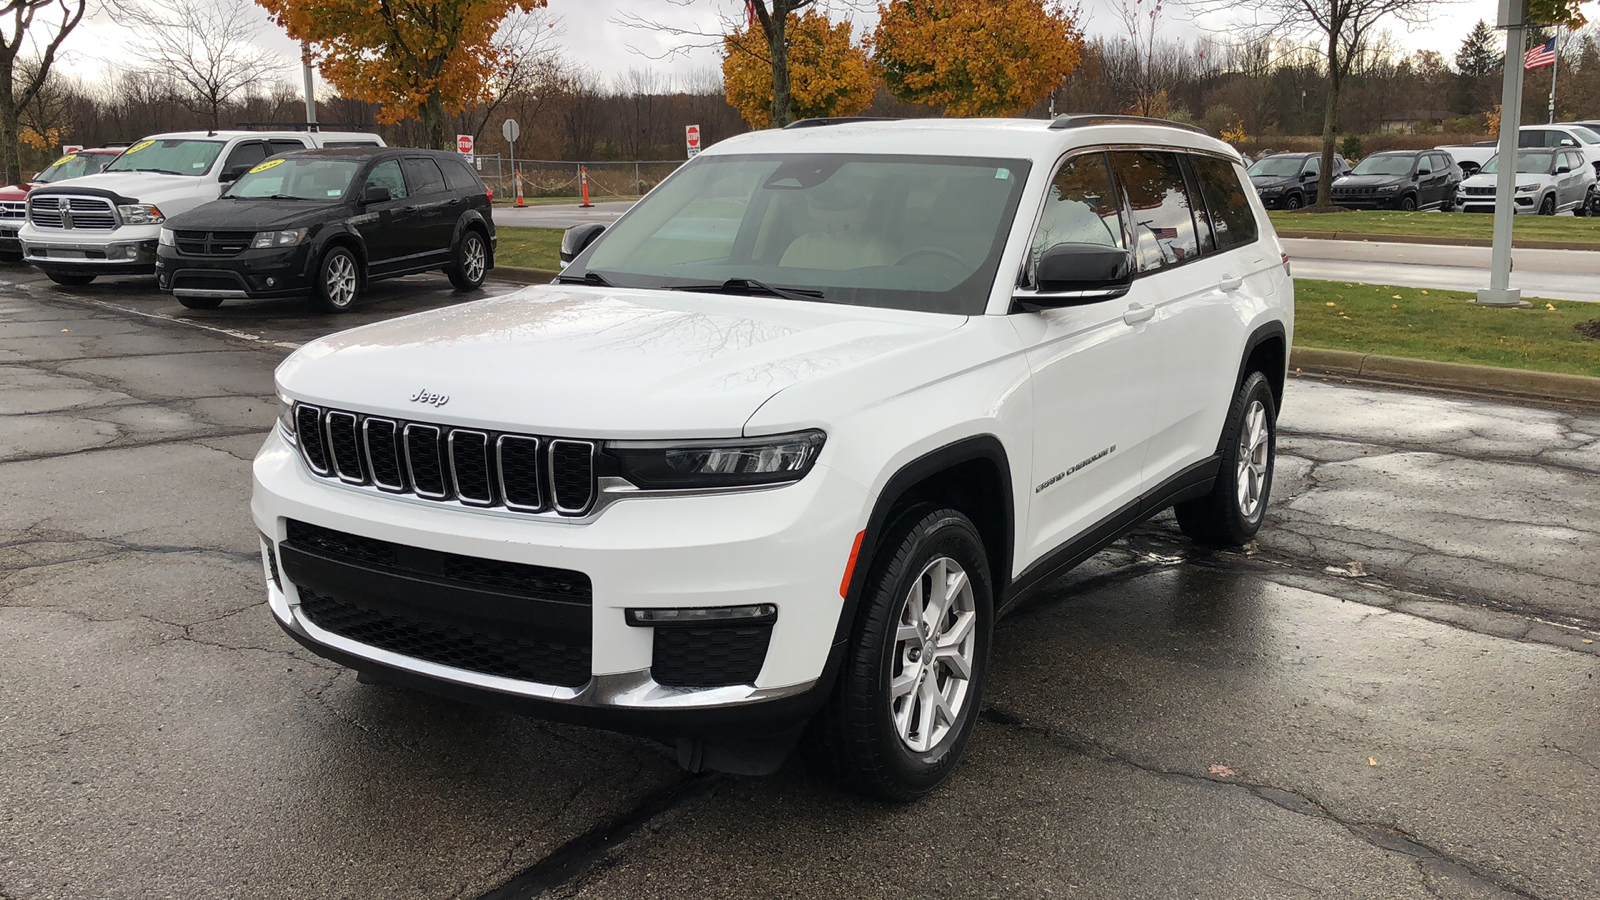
[1577,189,1594,217]
[176,294,224,310]
[1399,194,1417,211]
[446,228,488,292]
[1284,193,1304,210]
[45,271,95,286]
[1174,371,1277,548]
[803,506,993,802]
[310,245,361,314]
[1539,194,1557,216]
[1442,193,1456,213]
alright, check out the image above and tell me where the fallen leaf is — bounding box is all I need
[1391,304,1398,309]
[1584,639,1594,644]
[1546,303,1557,311]
[1209,764,1236,778]
[1369,757,1378,767]
[1420,290,1429,294]
[1324,561,1368,578]
[1392,294,1402,299]
[60,328,68,333]
[1325,301,1336,307]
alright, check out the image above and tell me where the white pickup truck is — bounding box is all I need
[1440,124,1600,179]
[19,128,383,285]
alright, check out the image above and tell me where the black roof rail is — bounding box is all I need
[232,122,372,133]
[1049,114,1209,136]
[783,117,902,130]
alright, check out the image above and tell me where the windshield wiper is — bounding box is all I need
[129,167,184,176]
[670,278,824,302]
[557,271,613,286]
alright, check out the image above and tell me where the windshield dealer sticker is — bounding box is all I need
[249,158,285,174]
[51,154,76,167]
[125,140,154,154]
[996,168,1010,180]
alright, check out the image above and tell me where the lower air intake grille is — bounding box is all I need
[651,623,774,687]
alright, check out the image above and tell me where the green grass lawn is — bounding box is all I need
[494,226,563,271]
[1269,210,1600,246]
[1295,280,1600,378]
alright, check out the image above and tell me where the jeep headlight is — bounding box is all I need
[605,431,825,489]
[1378,184,1401,192]
[117,204,164,225]
[1516,183,1540,193]
[252,228,308,249]
[158,227,174,247]
[1259,186,1283,195]
[276,389,296,443]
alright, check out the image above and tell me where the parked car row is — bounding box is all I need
[1,127,497,312]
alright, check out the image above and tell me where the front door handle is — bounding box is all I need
[1220,274,1243,292]
[1122,303,1155,325]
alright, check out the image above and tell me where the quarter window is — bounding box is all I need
[1110,151,1200,271]
[1190,156,1259,252]
[1031,152,1124,276]
[364,159,408,199]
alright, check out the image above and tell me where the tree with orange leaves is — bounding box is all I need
[723,9,874,129]
[254,0,544,149]
[872,0,1083,117]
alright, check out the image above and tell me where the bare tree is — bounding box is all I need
[1189,0,1435,207]
[457,8,566,142]
[0,0,87,183]
[113,0,283,128]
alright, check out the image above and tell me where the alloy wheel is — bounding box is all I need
[463,235,486,283]
[890,556,977,754]
[325,254,357,308]
[1236,398,1270,521]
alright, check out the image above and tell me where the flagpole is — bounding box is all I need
[1549,28,1559,124]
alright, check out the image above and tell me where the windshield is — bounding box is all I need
[568,153,1031,315]
[103,139,225,177]
[1350,155,1415,176]
[1482,150,1556,175]
[36,152,112,184]
[1565,125,1600,144]
[223,157,360,200]
[1248,157,1305,177]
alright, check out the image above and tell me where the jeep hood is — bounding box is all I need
[276,285,968,438]
[1335,174,1407,188]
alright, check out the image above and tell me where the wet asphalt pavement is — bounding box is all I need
[2,268,1598,899]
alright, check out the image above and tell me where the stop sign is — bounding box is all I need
[456,134,473,155]
[686,124,701,158]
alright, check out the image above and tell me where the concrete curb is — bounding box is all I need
[1291,346,1600,403]
[1276,229,1600,252]
[489,265,560,285]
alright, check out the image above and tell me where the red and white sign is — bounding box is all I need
[61,145,82,155]
[456,134,474,156]
[686,124,701,158]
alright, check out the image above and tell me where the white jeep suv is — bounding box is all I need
[20,128,383,285]
[254,116,1292,800]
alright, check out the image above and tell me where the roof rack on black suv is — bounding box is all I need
[783,117,903,129]
[1049,114,1209,135]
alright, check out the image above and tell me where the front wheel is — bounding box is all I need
[310,246,361,314]
[803,506,992,802]
[1174,371,1277,547]
[446,229,488,292]
[1284,193,1304,211]
[1399,194,1417,211]
[45,271,95,286]
[1539,194,1557,216]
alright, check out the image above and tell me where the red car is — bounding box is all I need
[0,147,122,260]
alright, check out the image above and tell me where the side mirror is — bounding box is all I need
[1301,171,1316,180]
[361,185,391,205]
[1417,167,1431,176]
[1016,243,1134,308]
[1561,139,1577,146]
[1558,165,1572,174]
[220,164,251,183]
[561,223,606,264]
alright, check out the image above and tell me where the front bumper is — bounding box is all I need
[1330,195,1403,208]
[1459,194,1538,213]
[20,223,160,273]
[251,429,868,737]
[157,244,314,299]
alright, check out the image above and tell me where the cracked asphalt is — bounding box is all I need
[2,268,1598,899]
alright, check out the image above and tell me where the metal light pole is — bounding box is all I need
[1476,0,1532,308]
[301,41,317,126]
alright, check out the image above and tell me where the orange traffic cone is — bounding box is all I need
[579,165,593,208]
[514,169,525,208]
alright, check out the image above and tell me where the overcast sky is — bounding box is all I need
[59,0,1512,95]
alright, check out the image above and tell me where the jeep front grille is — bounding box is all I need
[28,195,116,230]
[294,404,597,516]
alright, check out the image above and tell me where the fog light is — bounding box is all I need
[265,277,277,287]
[626,604,777,627]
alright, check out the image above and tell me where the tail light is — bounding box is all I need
[1282,251,1291,275]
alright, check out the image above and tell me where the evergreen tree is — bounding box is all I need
[1454,20,1502,115]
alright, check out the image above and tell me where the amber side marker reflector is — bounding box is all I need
[839,530,866,598]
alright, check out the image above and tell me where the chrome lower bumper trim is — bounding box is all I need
[173,288,249,300]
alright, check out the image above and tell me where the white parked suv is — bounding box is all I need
[1457,147,1598,215]
[254,116,1293,800]
[19,128,383,285]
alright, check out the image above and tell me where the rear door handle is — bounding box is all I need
[1122,303,1155,325]
[1220,274,1243,292]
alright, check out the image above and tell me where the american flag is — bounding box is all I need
[1151,227,1179,240]
[1525,37,1557,70]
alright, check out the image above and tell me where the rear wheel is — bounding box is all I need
[446,229,488,292]
[1175,371,1277,547]
[1577,188,1595,217]
[310,246,360,313]
[803,506,992,802]
[176,294,224,310]
[45,271,95,286]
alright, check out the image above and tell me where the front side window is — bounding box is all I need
[1191,156,1259,251]
[363,159,408,199]
[1110,151,1199,271]
[1031,152,1124,274]
[223,158,362,201]
[571,153,1031,315]
[103,139,225,176]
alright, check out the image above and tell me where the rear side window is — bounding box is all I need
[1191,156,1259,252]
[402,157,447,195]
[222,141,268,172]
[269,139,307,157]
[1031,152,1124,272]
[1109,151,1199,271]
[440,157,482,191]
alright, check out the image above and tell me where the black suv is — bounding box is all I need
[1247,152,1351,209]
[156,147,495,313]
[1331,150,1461,211]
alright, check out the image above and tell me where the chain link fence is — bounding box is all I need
[468,155,686,201]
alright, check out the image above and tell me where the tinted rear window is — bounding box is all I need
[1110,150,1199,271]
[1191,156,1259,251]
[403,157,447,195]
[440,156,482,191]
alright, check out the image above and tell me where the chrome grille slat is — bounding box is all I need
[292,404,597,517]
[28,195,116,230]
